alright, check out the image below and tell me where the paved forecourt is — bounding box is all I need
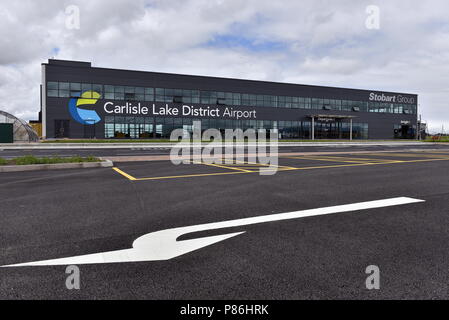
[0,148,449,299]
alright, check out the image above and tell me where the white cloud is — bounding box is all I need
[0,0,448,133]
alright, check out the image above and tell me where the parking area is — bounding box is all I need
[1,147,449,299]
[111,150,449,181]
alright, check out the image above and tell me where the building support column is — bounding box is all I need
[350,118,353,141]
[311,116,315,140]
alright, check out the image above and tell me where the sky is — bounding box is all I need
[1,0,449,133]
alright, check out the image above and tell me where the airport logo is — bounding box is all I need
[69,91,102,125]
[369,92,415,104]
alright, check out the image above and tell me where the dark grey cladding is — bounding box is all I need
[41,59,418,140]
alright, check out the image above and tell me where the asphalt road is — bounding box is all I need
[1,147,449,299]
[0,143,448,159]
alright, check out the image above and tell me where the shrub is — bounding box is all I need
[7,155,101,166]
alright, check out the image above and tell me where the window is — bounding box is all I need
[272,96,278,108]
[249,94,257,107]
[256,95,264,106]
[292,97,299,109]
[47,89,58,97]
[115,92,125,100]
[80,84,91,98]
[93,84,103,94]
[104,85,114,93]
[59,90,70,98]
[163,88,172,97]
[285,96,292,108]
[47,82,58,90]
[145,88,154,101]
[125,86,134,93]
[171,89,181,97]
[278,96,286,108]
[70,83,81,97]
[209,91,217,104]
[232,93,241,106]
[125,92,135,100]
[181,90,191,103]
[156,88,165,102]
[59,82,70,90]
[200,91,210,104]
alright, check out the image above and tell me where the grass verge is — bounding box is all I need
[0,155,100,166]
[425,136,449,142]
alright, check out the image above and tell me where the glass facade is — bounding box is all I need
[47,81,417,115]
[394,123,416,139]
[103,115,369,140]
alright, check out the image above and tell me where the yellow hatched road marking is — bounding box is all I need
[233,158,299,170]
[283,156,401,164]
[113,157,449,181]
[308,156,398,163]
[112,167,137,181]
[135,171,245,181]
[196,162,253,172]
[362,152,449,159]
[311,155,400,162]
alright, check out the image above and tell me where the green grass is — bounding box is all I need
[424,136,449,142]
[0,155,100,166]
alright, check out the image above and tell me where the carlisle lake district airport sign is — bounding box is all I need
[104,102,258,120]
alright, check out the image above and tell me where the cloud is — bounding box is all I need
[0,0,448,133]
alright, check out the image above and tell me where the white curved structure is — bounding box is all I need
[0,110,39,143]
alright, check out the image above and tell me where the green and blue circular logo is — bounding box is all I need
[69,91,101,125]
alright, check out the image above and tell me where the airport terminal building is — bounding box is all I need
[40,59,418,140]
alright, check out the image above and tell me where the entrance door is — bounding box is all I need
[54,120,70,138]
[394,124,414,139]
[83,120,96,139]
[314,120,346,139]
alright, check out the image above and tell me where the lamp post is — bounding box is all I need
[416,103,420,140]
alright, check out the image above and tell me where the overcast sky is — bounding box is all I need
[1,0,448,133]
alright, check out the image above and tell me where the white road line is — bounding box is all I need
[1,197,424,267]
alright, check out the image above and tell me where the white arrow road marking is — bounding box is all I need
[1,197,424,267]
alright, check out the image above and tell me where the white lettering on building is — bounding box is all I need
[369,93,415,104]
[103,102,257,119]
